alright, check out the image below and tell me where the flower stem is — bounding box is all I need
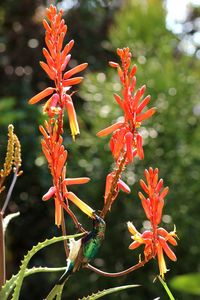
[100,153,126,219]
[0,212,5,288]
[1,166,19,215]
[158,275,175,300]
[61,201,86,233]
[85,259,148,277]
[61,208,69,257]
[0,167,19,288]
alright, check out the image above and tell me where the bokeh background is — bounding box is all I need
[1,0,200,299]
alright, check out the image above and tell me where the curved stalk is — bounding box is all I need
[85,259,149,277]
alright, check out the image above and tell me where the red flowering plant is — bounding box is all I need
[28,5,93,234]
[0,5,177,299]
[128,168,177,278]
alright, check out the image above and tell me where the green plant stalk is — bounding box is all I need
[0,211,5,288]
[158,276,175,300]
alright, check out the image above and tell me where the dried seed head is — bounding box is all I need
[13,134,22,169]
[0,124,22,179]
[1,124,15,178]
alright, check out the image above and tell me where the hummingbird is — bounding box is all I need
[46,214,106,299]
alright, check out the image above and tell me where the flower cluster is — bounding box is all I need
[40,119,94,227]
[99,48,156,216]
[28,5,93,227]
[27,4,178,284]
[127,168,177,278]
[97,47,156,164]
[28,5,87,139]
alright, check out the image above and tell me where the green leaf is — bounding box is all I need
[45,283,65,300]
[78,284,139,299]
[5,233,84,300]
[0,266,67,300]
[3,212,20,234]
[169,273,200,295]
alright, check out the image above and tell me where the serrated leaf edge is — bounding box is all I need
[0,266,67,300]
[78,284,140,300]
[9,233,83,300]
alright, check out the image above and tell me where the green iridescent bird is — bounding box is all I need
[46,214,106,299]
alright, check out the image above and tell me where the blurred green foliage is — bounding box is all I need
[170,273,200,296]
[0,0,200,299]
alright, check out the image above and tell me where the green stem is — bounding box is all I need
[158,275,175,300]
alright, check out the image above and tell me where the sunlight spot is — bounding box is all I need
[28,39,39,48]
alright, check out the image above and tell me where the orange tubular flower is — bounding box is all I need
[104,172,131,206]
[65,192,95,219]
[128,168,177,278]
[28,5,88,139]
[40,121,91,226]
[99,48,157,217]
[28,5,90,227]
[64,94,80,140]
[97,47,156,165]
